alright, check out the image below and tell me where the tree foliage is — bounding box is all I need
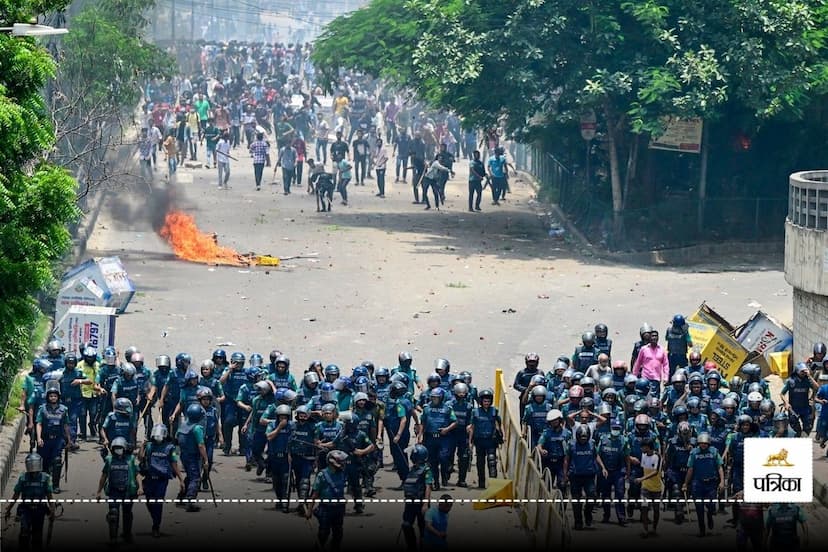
[312,0,828,227]
[0,28,79,405]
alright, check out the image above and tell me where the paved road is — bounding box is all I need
[3,140,825,550]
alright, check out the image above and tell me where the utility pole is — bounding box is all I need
[171,0,176,44]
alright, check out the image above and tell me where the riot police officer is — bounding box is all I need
[401,444,433,552]
[139,424,183,538]
[351,391,380,496]
[631,324,653,368]
[100,398,137,459]
[385,381,414,484]
[665,314,692,376]
[564,425,597,530]
[305,450,349,550]
[418,388,457,490]
[268,354,298,390]
[683,432,725,537]
[392,351,422,395]
[594,323,612,357]
[59,352,84,450]
[96,347,121,423]
[111,363,140,424]
[176,403,208,512]
[765,503,807,550]
[448,382,473,487]
[35,381,70,494]
[96,437,140,543]
[780,362,819,435]
[522,386,551,449]
[4,453,54,550]
[665,421,694,523]
[24,359,51,451]
[468,389,502,489]
[315,403,345,469]
[265,404,293,512]
[159,353,191,437]
[197,386,221,488]
[572,332,599,372]
[596,418,628,525]
[243,380,276,475]
[535,409,570,493]
[337,411,374,514]
[217,352,246,455]
[290,405,317,514]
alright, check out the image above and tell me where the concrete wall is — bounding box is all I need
[792,288,828,362]
[784,222,828,296]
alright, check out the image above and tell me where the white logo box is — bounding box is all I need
[743,437,812,503]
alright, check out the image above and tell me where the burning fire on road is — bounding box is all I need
[159,210,277,266]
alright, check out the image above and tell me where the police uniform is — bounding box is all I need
[448,396,472,485]
[566,438,597,528]
[59,365,84,446]
[11,471,52,547]
[687,444,723,533]
[101,411,136,458]
[766,503,805,550]
[666,436,693,512]
[352,405,380,494]
[35,402,69,489]
[572,346,598,373]
[141,440,179,532]
[385,397,414,481]
[290,418,317,504]
[421,402,456,487]
[338,425,371,510]
[311,466,347,548]
[161,367,186,436]
[401,463,434,550]
[537,426,571,492]
[596,431,628,523]
[248,393,276,471]
[522,400,551,449]
[266,419,292,508]
[626,430,660,515]
[135,365,154,440]
[470,405,501,488]
[102,453,139,540]
[314,420,345,469]
[96,363,121,422]
[782,375,815,435]
[665,324,691,375]
[221,367,248,454]
[268,368,297,391]
[177,420,205,501]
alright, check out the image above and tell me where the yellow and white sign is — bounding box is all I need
[686,321,749,380]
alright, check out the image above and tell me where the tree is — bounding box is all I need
[0,4,79,405]
[313,0,828,238]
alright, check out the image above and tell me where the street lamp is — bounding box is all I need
[0,23,68,36]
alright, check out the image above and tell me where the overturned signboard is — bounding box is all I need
[687,320,750,380]
[736,311,793,376]
[53,305,117,354]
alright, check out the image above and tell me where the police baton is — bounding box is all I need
[205,465,218,508]
[63,446,69,483]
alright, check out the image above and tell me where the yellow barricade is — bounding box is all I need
[493,368,570,548]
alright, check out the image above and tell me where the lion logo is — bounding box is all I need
[762,448,794,467]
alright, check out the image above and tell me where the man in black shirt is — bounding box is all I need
[351,130,369,185]
[330,132,349,186]
[394,129,411,184]
[436,143,455,206]
[468,150,485,212]
[408,132,426,204]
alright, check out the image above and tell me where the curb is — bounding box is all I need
[517,170,784,266]
[0,417,27,497]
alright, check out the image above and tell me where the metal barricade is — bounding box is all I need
[494,368,570,548]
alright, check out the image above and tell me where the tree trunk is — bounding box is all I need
[622,133,639,211]
[605,104,624,242]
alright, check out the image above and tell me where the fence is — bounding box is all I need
[512,142,787,250]
[493,368,571,549]
[789,170,828,230]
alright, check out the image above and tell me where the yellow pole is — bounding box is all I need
[494,368,503,407]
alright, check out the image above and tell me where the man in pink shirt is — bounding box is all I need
[632,330,670,397]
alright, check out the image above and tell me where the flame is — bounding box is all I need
[159,210,244,266]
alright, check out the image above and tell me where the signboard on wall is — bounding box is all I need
[649,117,704,153]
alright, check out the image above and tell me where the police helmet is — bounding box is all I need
[575,425,591,440]
[102,346,117,365]
[546,409,563,423]
[429,387,445,402]
[115,398,133,415]
[275,404,292,417]
[121,363,136,379]
[398,351,413,366]
[598,375,613,391]
[274,355,291,370]
[212,349,227,363]
[580,397,595,410]
[594,323,608,338]
[25,453,43,473]
[721,397,738,410]
[453,382,469,397]
[360,360,375,374]
[45,380,61,397]
[747,391,763,404]
[478,388,494,402]
[634,399,647,414]
[333,377,352,392]
[525,352,540,366]
[672,405,688,418]
[304,371,320,387]
[571,372,584,384]
[110,437,128,455]
[324,364,341,381]
[64,352,78,368]
[672,314,686,327]
[677,421,692,435]
[670,373,686,384]
[46,339,64,355]
[687,397,701,411]
[531,385,549,399]
[624,374,638,386]
[460,371,472,384]
[352,365,369,380]
[295,405,310,418]
[688,350,702,363]
[773,412,788,424]
[529,374,546,386]
[184,369,199,382]
[635,378,650,394]
[186,403,205,422]
[308,360,323,372]
[391,371,410,387]
[353,392,369,404]
[639,323,653,337]
[230,352,245,365]
[389,381,407,399]
[706,372,721,383]
[410,444,428,464]
[814,342,827,356]
[150,424,168,443]
[598,402,613,416]
[427,372,441,386]
[580,376,595,389]
[624,395,638,409]
[634,414,651,427]
[320,403,337,415]
[647,397,661,410]
[254,381,271,394]
[156,355,171,369]
[602,388,618,400]
[353,376,370,394]
[375,367,390,380]
[435,358,450,373]
[275,388,297,404]
[737,414,753,428]
[123,346,138,362]
[612,361,627,373]
[33,358,51,373]
[175,352,193,370]
[196,386,213,400]
[741,363,760,378]
[581,332,595,346]
[696,432,711,444]
[729,376,743,390]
